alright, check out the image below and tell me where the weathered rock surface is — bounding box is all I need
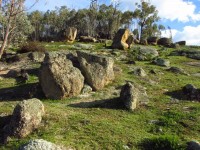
[79,36,97,43]
[39,52,84,99]
[175,41,186,46]
[157,37,172,46]
[134,68,146,77]
[28,52,45,63]
[112,29,131,50]
[147,36,159,45]
[170,49,200,60]
[167,67,187,75]
[4,98,44,138]
[77,51,114,90]
[183,84,200,101]
[187,140,200,150]
[153,58,170,67]
[120,82,149,111]
[65,27,77,43]
[74,43,94,50]
[19,139,68,150]
[135,46,159,60]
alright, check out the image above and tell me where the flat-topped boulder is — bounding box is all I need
[39,52,84,99]
[77,51,115,90]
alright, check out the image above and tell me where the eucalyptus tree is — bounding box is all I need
[133,1,160,40]
[0,0,38,59]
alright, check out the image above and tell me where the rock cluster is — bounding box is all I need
[39,51,115,99]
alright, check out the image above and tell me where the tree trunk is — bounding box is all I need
[0,19,11,59]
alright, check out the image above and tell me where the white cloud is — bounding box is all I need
[151,0,200,22]
[162,25,200,45]
[120,0,200,22]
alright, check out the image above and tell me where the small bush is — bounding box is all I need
[18,42,46,53]
[140,135,185,150]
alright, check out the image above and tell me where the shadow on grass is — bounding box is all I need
[69,97,126,110]
[0,82,45,101]
[0,115,11,144]
[164,89,186,100]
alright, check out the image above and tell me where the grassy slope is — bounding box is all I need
[0,42,200,150]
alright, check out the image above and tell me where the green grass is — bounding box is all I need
[0,42,200,149]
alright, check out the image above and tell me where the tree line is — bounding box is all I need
[0,0,166,58]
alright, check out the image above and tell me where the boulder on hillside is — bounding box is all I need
[120,82,149,111]
[79,36,97,43]
[137,46,159,60]
[134,68,147,77]
[187,140,200,150]
[147,36,159,45]
[39,52,84,99]
[77,51,115,90]
[111,29,131,50]
[153,58,170,67]
[19,139,67,150]
[65,27,77,43]
[157,37,172,47]
[4,98,44,138]
[175,41,186,46]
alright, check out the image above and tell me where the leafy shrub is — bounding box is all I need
[18,42,46,53]
[140,135,185,150]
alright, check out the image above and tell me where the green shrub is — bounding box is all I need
[140,135,185,150]
[18,42,46,53]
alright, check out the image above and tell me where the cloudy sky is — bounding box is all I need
[25,0,200,45]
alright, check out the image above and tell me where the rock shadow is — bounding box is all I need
[0,115,12,144]
[164,89,186,100]
[0,83,45,101]
[69,97,125,110]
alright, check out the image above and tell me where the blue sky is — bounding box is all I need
[25,0,200,45]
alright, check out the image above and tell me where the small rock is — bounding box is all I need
[134,68,146,77]
[81,84,93,94]
[153,58,170,67]
[19,139,68,150]
[167,66,187,75]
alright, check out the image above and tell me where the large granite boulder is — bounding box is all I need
[77,51,115,90]
[120,82,149,111]
[136,46,159,61]
[4,98,44,138]
[19,139,67,150]
[79,36,97,43]
[147,36,159,45]
[175,41,186,46]
[153,58,170,67]
[65,27,77,43]
[39,52,84,99]
[157,37,172,47]
[112,29,131,50]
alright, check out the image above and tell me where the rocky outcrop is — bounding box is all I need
[65,27,77,43]
[77,51,114,90]
[147,37,159,45]
[39,52,84,99]
[19,139,68,150]
[153,58,170,67]
[135,46,159,61]
[4,98,44,138]
[157,37,172,47]
[120,82,149,111]
[112,29,131,50]
[175,41,186,46]
[79,36,97,43]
